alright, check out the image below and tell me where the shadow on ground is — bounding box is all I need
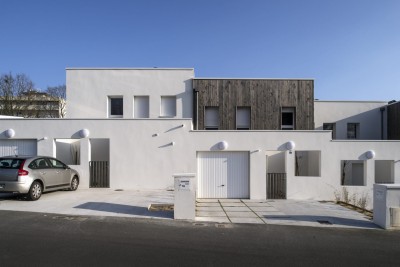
[263,215,379,229]
[74,202,173,219]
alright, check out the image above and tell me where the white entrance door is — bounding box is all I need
[0,139,37,157]
[197,151,249,198]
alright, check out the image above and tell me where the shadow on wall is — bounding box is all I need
[74,202,173,219]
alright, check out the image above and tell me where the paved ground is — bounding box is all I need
[196,199,378,229]
[0,188,378,229]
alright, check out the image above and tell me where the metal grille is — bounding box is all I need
[267,173,286,199]
[89,161,109,188]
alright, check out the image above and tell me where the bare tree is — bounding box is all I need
[46,85,66,118]
[0,73,35,116]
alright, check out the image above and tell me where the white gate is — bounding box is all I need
[0,139,37,157]
[197,151,249,198]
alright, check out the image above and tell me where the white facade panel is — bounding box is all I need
[0,139,37,157]
[197,151,249,198]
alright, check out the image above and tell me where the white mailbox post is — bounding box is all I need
[373,184,400,229]
[174,173,196,220]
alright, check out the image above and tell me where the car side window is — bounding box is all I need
[48,159,66,169]
[29,158,50,169]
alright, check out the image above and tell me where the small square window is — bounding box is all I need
[347,123,359,139]
[341,160,365,186]
[134,96,149,118]
[108,97,123,118]
[295,151,321,177]
[236,107,251,130]
[160,96,176,117]
[281,107,295,130]
[204,107,219,130]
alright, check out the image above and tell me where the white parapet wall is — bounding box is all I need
[1,118,400,209]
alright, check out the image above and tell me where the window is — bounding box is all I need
[323,123,336,139]
[29,158,51,169]
[347,123,360,139]
[134,96,149,118]
[160,96,176,117]
[55,139,80,165]
[108,96,123,118]
[236,107,251,130]
[341,160,365,186]
[48,158,67,169]
[204,107,219,130]
[375,160,394,184]
[295,151,321,176]
[281,107,295,130]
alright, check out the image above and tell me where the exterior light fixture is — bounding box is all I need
[79,129,90,138]
[286,141,295,151]
[366,150,376,159]
[5,129,15,138]
[218,141,228,150]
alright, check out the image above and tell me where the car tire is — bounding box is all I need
[70,176,79,191]
[27,181,43,201]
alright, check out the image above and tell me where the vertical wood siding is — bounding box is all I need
[387,102,400,140]
[194,79,314,130]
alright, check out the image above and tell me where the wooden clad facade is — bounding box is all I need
[387,101,400,140]
[193,79,314,130]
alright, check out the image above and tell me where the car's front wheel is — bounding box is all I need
[70,176,79,191]
[27,181,43,201]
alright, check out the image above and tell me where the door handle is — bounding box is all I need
[40,172,46,175]
[218,184,225,187]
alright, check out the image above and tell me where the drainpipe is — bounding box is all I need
[193,88,199,130]
[380,107,385,140]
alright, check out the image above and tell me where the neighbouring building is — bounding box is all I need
[0,90,63,118]
[0,68,399,209]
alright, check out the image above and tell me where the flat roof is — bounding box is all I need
[66,67,194,70]
[315,100,388,103]
[193,77,314,80]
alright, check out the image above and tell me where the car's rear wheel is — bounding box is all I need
[27,181,42,201]
[70,176,79,191]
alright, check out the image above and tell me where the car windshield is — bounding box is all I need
[0,158,25,169]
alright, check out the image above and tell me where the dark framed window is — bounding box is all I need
[204,107,219,130]
[109,97,123,117]
[281,107,295,130]
[347,123,360,139]
[236,107,251,130]
[323,123,336,139]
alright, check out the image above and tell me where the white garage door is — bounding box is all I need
[197,151,249,198]
[0,140,37,157]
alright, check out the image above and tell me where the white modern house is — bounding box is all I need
[1,68,399,209]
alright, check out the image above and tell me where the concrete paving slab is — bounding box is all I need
[196,203,221,207]
[196,207,223,212]
[241,199,271,203]
[220,203,246,207]
[196,211,226,217]
[226,212,258,218]
[250,207,279,212]
[195,217,231,223]
[230,217,264,224]
[196,199,219,203]
[218,199,242,203]
[223,207,250,212]
[245,202,273,207]
[256,211,287,216]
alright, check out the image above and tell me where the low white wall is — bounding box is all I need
[1,119,400,209]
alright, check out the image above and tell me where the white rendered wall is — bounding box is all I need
[66,68,194,119]
[314,101,387,140]
[1,119,400,209]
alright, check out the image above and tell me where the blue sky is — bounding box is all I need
[1,0,399,100]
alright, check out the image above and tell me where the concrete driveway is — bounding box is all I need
[0,189,378,229]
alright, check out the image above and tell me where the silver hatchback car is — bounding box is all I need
[0,156,79,201]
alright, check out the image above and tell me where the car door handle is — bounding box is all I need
[40,172,46,175]
[218,184,225,187]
